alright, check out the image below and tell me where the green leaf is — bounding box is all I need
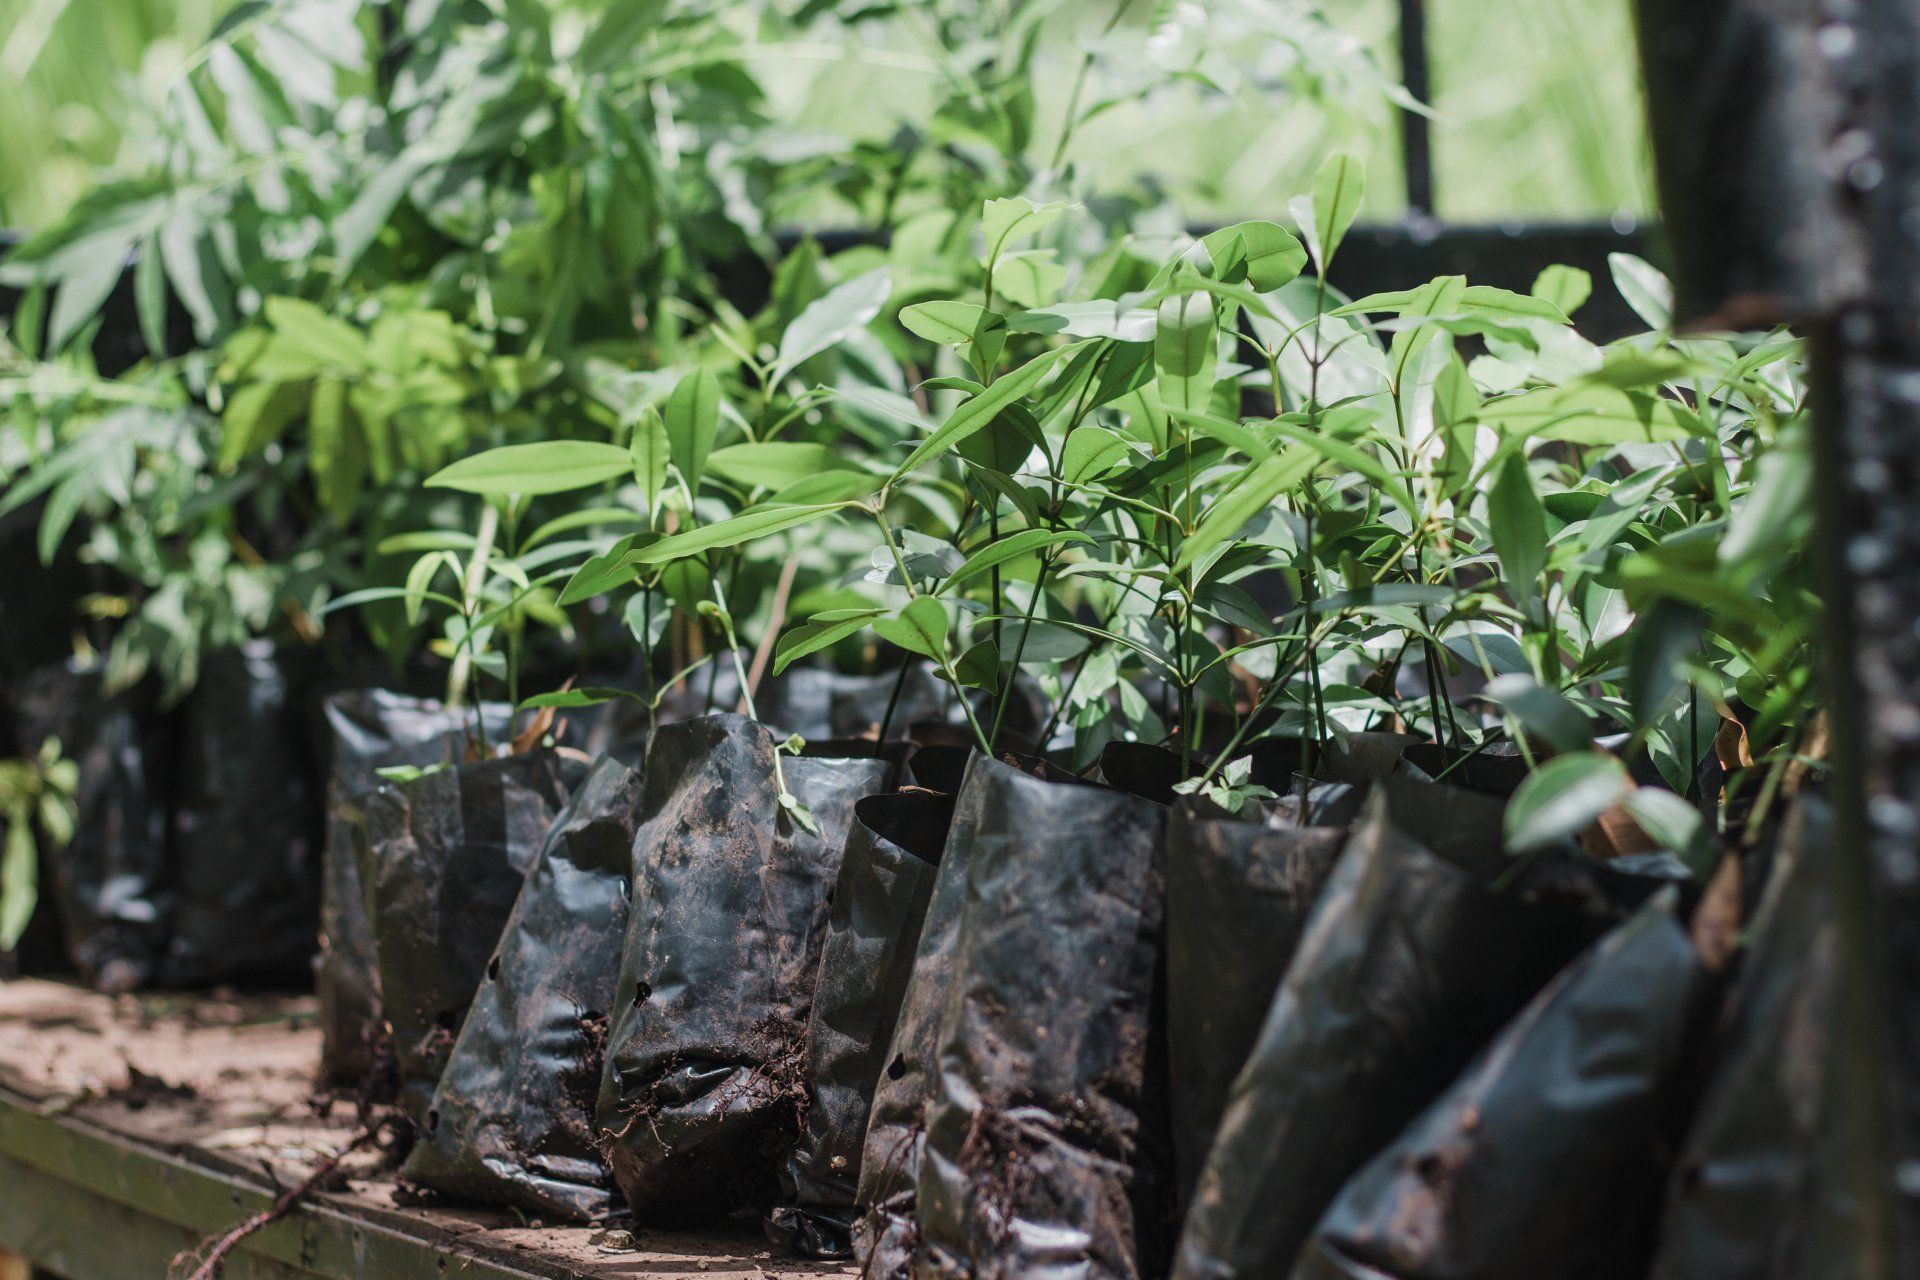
[1532,264,1593,316]
[1060,427,1132,485]
[873,595,949,661]
[774,608,886,674]
[1488,453,1548,609]
[1307,152,1366,271]
[630,405,670,512]
[1458,285,1570,325]
[625,503,857,566]
[707,442,852,490]
[771,266,891,386]
[519,687,646,710]
[1505,752,1632,852]
[1005,301,1155,343]
[1478,383,1702,446]
[1609,253,1674,330]
[428,442,634,496]
[1487,674,1594,754]
[1,820,36,952]
[983,196,1072,258]
[1200,221,1307,292]
[263,296,369,370]
[893,341,1094,479]
[1176,447,1315,572]
[940,529,1091,595]
[1154,292,1216,414]
[900,301,1006,347]
[404,551,459,627]
[557,534,644,606]
[664,368,721,495]
[1623,788,1710,874]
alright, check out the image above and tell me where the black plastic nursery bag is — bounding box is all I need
[597,713,894,1221]
[354,749,572,1123]
[1292,893,1712,1280]
[1170,788,1605,1280]
[913,752,1172,1280]
[161,642,322,987]
[1164,800,1347,1212]
[316,689,509,1083]
[765,788,958,1258]
[7,660,170,993]
[402,754,646,1219]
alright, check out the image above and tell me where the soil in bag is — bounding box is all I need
[597,714,896,1221]
[1170,785,1619,1280]
[316,690,510,1084]
[402,753,647,1220]
[1291,892,1714,1280]
[355,749,572,1124]
[854,753,1057,1278]
[7,660,171,993]
[765,787,958,1258]
[1647,794,1884,1279]
[1164,799,1347,1214]
[160,642,323,987]
[913,752,1172,1280]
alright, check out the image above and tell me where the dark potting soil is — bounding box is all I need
[597,714,896,1222]
[354,749,573,1124]
[913,752,1172,1280]
[1164,800,1347,1214]
[7,660,171,993]
[1647,794,1885,1279]
[1291,893,1713,1280]
[316,690,512,1084]
[1169,786,1626,1280]
[402,753,648,1221]
[160,641,323,987]
[764,788,958,1259]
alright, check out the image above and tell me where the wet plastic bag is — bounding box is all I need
[765,788,958,1258]
[597,714,896,1221]
[1164,801,1347,1212]
[1170,788,1609,1280]
[914,753,1172,1280]
[7,660,171,993]
[161,642,322,987]
[401,754,646,1219]
[1291,893,1711,1280]
[316,690,509,1083]
[355,750,572,1123]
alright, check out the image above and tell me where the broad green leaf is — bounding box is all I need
[940,529,1091,595]
[625,503,857,565]
[1200,221,1307,292]
[774,608,886,674]
[1060,427,1132,485]
[873,596,949,661]
[218,379,307,469]
[1624,787,1710,873]
[404,551,459,627]
[429,441,633,496]
[1169,408,1275,461]
[1307,152,1365,270]
[263,296,369,370]
[1487,674,1593,753]
[983,196,1072,258]
[630,406,670,512]
[519,687,646,710]
[1154,292,1216,414]
[1005,301,1156,343]
[707,442,853,490]
[1532,264,1593,316]
[1177,447,1315,572]
[1459,285,1570,325]
[1609,253,1674,330]
[523,507,642,551]
[1,821,35,951]
[1505,752,1632,852]
[557,533,644,606]
[899,301,1005,347]
[1478,383,1702,446]
[664,368,721,495]
[1433,356,1479,498]
[894,341,1094,479]
[1489,453,1548,609]
[771,267,891,385]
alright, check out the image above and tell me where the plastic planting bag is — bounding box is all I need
[1164,801,1347,1211]
[317,690,509,1083]
[1171,787,1616,1280]
[402,754,646,1219]
[854,754,1037,1279]
[1292,894,1712,1280]
[765,788,958,1258]
[355,750,572,1123]
[914,753,1172,1280]
[162,642,322,987]
[597,714,896,1221]
[8,660,170,993]
[1648,796,1884,1278]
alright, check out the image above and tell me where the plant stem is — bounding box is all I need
[448,500,501,715]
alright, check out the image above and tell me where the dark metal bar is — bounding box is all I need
[1397,0,1436,217]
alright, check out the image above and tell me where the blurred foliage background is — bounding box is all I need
[0,0,1651,231]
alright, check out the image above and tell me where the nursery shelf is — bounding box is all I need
[0,980,853,1280]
